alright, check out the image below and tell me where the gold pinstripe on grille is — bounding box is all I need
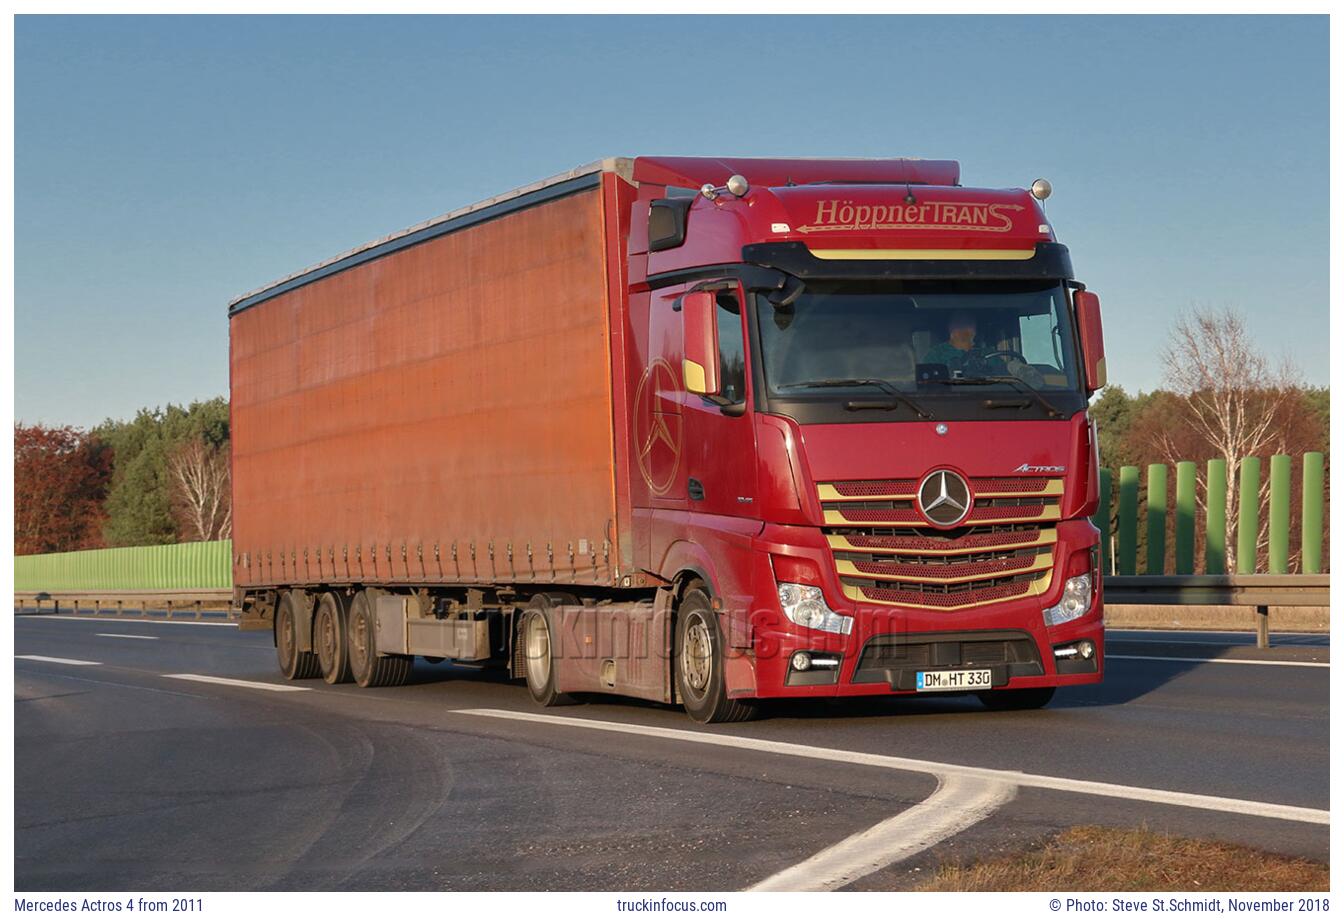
[816,478,1063,502]
[841,571,1053,611]
[826,528,1057,556]
[822,505,1061,527]
[834,551,1054,585]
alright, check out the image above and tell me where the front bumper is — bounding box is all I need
[734,522,1105,700]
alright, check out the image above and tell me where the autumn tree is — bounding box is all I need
[14,424,112,555]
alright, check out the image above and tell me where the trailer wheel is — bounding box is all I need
[314,592,353,684]
[674,585,757,724]
[347,589,412,689]
[977,687,1055,711]
[276,591,321,680]
[521,598,576,707]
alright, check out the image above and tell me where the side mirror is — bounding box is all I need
[681,291,721,396]
[1074,290,1107,393]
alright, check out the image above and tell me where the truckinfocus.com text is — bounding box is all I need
[615,898,729,912]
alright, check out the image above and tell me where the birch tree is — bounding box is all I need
[1157,307,1298,570]
[168,438,232,542]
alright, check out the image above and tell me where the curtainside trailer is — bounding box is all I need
[230,156,1107,722]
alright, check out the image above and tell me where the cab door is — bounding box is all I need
[680,282,757,520]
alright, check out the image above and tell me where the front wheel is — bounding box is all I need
[977,687,1055,711]
[674,585,756,724]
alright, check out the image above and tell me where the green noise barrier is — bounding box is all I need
[15,541,233,592]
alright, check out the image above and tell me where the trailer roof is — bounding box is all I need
[229,155,962,315]
[228,157,634,315]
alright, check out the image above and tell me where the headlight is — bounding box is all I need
[777,583,853,635]
[1043,573,1093,627]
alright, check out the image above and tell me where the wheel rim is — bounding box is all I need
[349,602,370,675]
[681,613,713,695]
[317,604,337,672]
[524,612,551,691]
[278,605,296,667]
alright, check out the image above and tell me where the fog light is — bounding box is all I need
[791,651,812,672]
[1078,640,1096,660]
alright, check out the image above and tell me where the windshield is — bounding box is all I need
[756,281,1081,398]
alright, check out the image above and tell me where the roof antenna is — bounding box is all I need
[902,160,917,205]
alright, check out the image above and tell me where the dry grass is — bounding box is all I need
[917,826,1328,891]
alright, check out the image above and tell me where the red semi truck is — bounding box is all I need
[230,156,1107,722]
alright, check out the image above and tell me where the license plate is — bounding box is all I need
[915,668,993,691]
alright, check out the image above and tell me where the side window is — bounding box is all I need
[715,292,747,405]
[1018,311,1061,369]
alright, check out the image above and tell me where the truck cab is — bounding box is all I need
[618,157,1106,719]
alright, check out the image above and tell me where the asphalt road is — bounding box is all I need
[13,615,1329,891]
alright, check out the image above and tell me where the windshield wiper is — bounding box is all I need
[934,375,1064,418]
[776,378,934,419]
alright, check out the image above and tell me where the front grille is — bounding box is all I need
[818,475,1062,610]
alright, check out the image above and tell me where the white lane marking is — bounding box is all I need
[18,615,238,627]
[1110,654,1328,669]
[458,709,1327,825]
[162,673,309,693]
[96,633,159,641]
[15,655,101,666]
[750,773,1015,891]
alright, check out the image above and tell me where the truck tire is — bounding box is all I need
[314,591,353,684]
[276,591,321,680]
[347,589,412,689]
[977,687,1055,711]
[674,585,757,724]
[521,597,576,707]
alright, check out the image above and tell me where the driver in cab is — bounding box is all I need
[922,311,1006,378]
[922,311,1048,387]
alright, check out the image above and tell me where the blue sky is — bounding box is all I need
[15,14,1329,429]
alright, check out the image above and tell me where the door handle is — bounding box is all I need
[688,478,705,501]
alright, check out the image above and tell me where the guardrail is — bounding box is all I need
[14,589,236,621]
[1104,575,1329,648]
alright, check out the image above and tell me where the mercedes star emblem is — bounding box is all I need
[917,469,973,527]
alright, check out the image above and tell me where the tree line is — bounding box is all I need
[16,398,231,555]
